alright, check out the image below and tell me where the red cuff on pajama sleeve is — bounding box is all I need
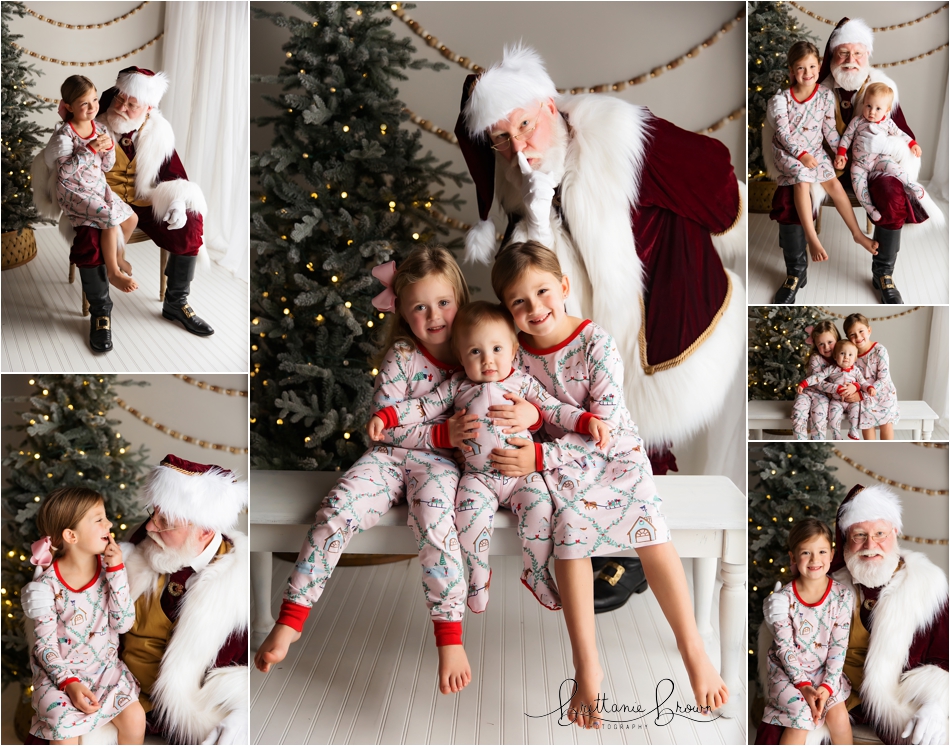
[375,406,399,429]
[276,600,310,632]
[432,620,463,647]
[534,443,544,472]
[528,403,543,432]
[836,147,847,157]
[800,381,809,389]
[105,563,124,572]
[574,412,599,435]
[794,681,813,690]
[797,152,808,160]
[432,422,452,449]
[59,677,81,691]
[819,683,834,697]
[908,140,917,149]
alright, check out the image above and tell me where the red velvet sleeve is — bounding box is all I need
[158,149,189,183]
[213,627,249,668]
[889,104,916,143]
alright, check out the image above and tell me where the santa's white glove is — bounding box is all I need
[163,199,188,230]
[901,702,947,745]
[857,129,904,158]
[761,582,788,636]
[201,707,248,745]
[44,134,74,168]
[516,152,558,246]
[21,579,55,619]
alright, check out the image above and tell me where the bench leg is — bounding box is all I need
[692,557,716,642]
[718,559,745,719]
[250,551,276,650]
[923,421,933,441]
[912,425,922,440]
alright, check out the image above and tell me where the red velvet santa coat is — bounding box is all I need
[494,94,745,452]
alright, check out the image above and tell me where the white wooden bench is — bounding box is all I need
[748,399,939,440]
[249,470,746,715]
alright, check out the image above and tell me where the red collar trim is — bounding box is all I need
[790,85,819,104]
[416,342,459,371]
[858,342,878,358]
[499,367,517,382]
[792,577,832,607]
[519,319,592,355]
[54,555,102,592]
[68,120,96,139]
[839,366,854,372]
[870,115,887,124]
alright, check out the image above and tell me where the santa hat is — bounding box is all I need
[830,483,902,572]
[454,44,558,264]
[114,66,169,108]
[818,18,874,83]
[143,454,248,535]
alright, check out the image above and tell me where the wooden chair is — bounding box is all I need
[815,191,873,235]
[69,228,168,316]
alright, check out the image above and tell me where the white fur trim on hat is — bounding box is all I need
[463,43,559,137]
[464,218,499,264]
[116,69,169,108]
[144,463,248,534]
[838,484,902,533]
[829,18,874,56]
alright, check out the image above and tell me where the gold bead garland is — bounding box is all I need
[173,375,248,397]
[789,2,948,31]
[11,32,163,67]
[900,534,949,546]
[911,442,949,449]
[874,44,949,69]
[816,306,921,322]
[24,2,149,30]
[832,448,948,495]
[114,398,248,455]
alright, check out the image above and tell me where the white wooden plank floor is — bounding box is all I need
[251,556,747,745]
[1,226,247,372]
[748,198,949,305]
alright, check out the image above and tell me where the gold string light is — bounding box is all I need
[24,2,149,30]
[900,534,949,546]
[114,398,248,455]
[789,2,948,31]
[832,448,948,495]
[816,306,921,322]
[173,375,248,397]
[11,32,163,67]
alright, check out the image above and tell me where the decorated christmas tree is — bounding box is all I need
[1,1,52,233]
[250,1,468,471]
[2,375,150,691]
[748,305,832,400]
[748,442,845,682]
[747,1,818,180]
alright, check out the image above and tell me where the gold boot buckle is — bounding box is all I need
[598,561,626,587]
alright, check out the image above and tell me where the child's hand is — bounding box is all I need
[64,681,100,714]
[488,394,540,433]
[588,418,611,449]
[103,534,122,567]
[833,155,847,170]
[840,383,858,398]
[447,408,480,449]
[866,386,876,397]
[93,132,112,152]
[799,153,818,169]
[795,385,804,395]
[911,143,922,157]
[814,686,830,719]
[367,415,385,441]
[799,685,821,723]
[490,438,535,477]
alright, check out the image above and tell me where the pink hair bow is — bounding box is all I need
[371,261,397,313]
[30,536,53,567]
[57,99,69,121]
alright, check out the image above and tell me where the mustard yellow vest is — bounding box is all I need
[106,145,151,208]
[843,590,872,711]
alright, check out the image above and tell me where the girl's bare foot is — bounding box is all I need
[107,269,138,293]
[117,253,133,277]
[853,232,879,255]
[254,622,301,673]
[567,661,604,729]
[807,240,828,263]
[437,645,471,694]
[680,639,728,710]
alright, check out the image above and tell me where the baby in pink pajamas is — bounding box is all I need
[834,82,925,223]
[798,340,877,440]
[370,301,611,613]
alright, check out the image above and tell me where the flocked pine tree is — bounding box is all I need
[1,375,149,691]
[747,1,818,180]
[1,2,52,233]
[748,442,845,683]
[250,1,468,471]
[748,305,833,401]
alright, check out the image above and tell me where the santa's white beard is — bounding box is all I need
[105,107,147,135]
[140,531,205,574]
[500,112,568,188]
[832,63,870,92]
[845,543,901,588]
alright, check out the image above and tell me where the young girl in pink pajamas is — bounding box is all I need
[798,340,877,440]
[47,76,139,292]
[762,518,853,743]
[791,320,840,440]
[844,313,900,440]
[29,487,145,745]
[490,240,728,728]
[768,42,878,263]
[369,302,610,613]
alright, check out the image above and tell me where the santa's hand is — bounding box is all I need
[202,708,248,745]
[516,152,557,245]
[762,582,788,634]
[858,130,902,157]
[902,703,947,745]
[21,579,55,619]
[162,199,187,230]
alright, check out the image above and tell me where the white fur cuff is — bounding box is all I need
[149,179,207,222]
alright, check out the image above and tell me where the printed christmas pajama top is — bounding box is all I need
[769,86,839,186]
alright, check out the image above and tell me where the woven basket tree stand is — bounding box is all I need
[1,228,37,270]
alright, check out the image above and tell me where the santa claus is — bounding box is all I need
[756,484,949,744]
[33,66,214,353]
[769,18,943,305]
[22,455,248,745]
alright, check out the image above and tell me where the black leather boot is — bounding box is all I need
[78,266,113,353]
[162,254,214,335]
[591,556,649,614]
[772,224,808,304]
[871,227,903,304]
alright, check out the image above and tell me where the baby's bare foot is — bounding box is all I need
[854,232,879,255]
[437,645,471,694]
[566,662,604,729]
[808,241,828,263]
[680,639,728,711]
[254,623,300,673]
[107,270,137,293]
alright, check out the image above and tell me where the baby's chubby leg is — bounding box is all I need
[455,473,500,614]
[510,476,561,610]
[110,699,146,745]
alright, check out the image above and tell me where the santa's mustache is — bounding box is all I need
[852,548,885,558]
